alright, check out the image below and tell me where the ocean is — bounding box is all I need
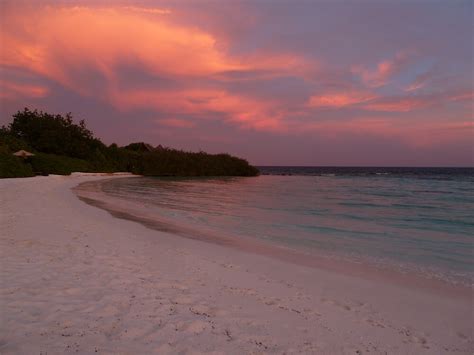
[98,167,473,286]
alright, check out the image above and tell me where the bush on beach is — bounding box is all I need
[29,153,92,175]
[0,148,35,178]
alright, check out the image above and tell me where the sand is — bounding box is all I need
[0,175,472,354]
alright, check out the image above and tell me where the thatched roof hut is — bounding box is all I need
[13,150,35,158]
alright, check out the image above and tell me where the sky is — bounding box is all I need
[0,0,472,166]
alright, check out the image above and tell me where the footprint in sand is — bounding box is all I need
[399,327,430,349]
[219,263,239,270]
[456,331,468,340]
[189,305,214,318]
[365,317,386,329]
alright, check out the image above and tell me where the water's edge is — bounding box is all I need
[72,178,471,300]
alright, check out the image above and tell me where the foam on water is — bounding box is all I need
[99,168,474,286]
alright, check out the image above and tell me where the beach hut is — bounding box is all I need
[13,150,35,159]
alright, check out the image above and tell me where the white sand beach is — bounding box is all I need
[0,175,472,354]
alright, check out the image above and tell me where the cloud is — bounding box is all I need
[448,90,473,103]
[300,117,473,148]
[361,96,430,112]
[0,80,49,99]
[121,6,171,15]
[307,86,473,113]
[110,87,286,132]
[308,91,375,109]
[0,5,242,90]
[352,51,413,88]
[0,4,312,133]
[361,89,473,112]
[405,70,432,92]
[0,1,472,166]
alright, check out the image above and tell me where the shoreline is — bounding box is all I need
[74,177,471,301]
[1,175,472,354]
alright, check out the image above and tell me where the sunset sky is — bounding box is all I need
[0,0,472,166]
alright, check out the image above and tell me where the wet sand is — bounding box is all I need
[0,174,472,354]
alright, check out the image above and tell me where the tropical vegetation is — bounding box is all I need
[0,108,259,178]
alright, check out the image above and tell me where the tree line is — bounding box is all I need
[0,108,259,178]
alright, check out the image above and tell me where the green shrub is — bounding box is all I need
[129,148,259,177]
[30,153,92,175]
[0,150,35,178]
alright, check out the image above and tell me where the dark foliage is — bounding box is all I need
[8,108,104,160]
[30,153,92,175]
[0,108,259,177]
[0,126,32,152]
[123,142,154,153]
[0,147,35,178]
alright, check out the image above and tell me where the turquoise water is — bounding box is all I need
[100,171,473,285]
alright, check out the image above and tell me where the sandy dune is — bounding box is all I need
[0,175,472,354]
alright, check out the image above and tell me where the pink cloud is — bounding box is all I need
[0,80,49,99]
[362,96,430,112]
[307,87,473,113]
[352,51,412,88]
[448,90,473,103]
[109,87,286,132]
[405,71,432,92]
[0,5,243,93]
[0,4,312,133]
[0,1,471,163]
[300,117,473,148]
[308,91,376,108]
[121,6,172,15]
[361,89,473,112]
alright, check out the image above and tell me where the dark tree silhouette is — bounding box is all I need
[1,108,259,177]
